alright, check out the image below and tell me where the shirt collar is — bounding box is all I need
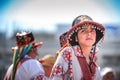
[72,45,98,57]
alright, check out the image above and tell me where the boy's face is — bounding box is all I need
[77,24,96,47]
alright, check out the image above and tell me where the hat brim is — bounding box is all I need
[11,41,43,51]
[32,42,43,47]
[69,21,105,32]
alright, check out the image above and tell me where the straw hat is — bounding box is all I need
[39,55,56,67]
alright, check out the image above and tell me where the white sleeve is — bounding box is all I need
[4,64,13,80]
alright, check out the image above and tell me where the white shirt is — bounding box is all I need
[5,55,48,80]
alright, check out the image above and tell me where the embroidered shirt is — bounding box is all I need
[50,45,102,80]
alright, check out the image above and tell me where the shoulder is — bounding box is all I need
[21,59,44,74]
[23,59,41,66]
[22,59,43,70]
[60,46,73,54]
[57,46,73,62]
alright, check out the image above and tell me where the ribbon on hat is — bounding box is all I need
[19,44,32,58]
[10,44,32,80]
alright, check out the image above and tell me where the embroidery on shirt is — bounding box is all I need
[31,74,43,80]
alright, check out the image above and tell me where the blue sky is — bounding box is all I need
[0,0,120,38]
[97,0,120,16]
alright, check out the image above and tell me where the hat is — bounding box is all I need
[12,31,43,50]
[68,15,105,46]
[56,32,69,57]
[59,32,68,47]
[72,15,93,26]
[39,55,56,67]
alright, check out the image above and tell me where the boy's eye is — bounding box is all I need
[91,28,96,32]
[81,29,85,32]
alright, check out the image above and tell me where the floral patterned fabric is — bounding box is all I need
[50,45,102,80]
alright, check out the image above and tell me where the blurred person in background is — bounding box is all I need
[38,54,56,79]
[101,67,116,80]
[4,31,47,80]
[50,15,105,80]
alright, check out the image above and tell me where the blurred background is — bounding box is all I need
[0,0,120,79]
